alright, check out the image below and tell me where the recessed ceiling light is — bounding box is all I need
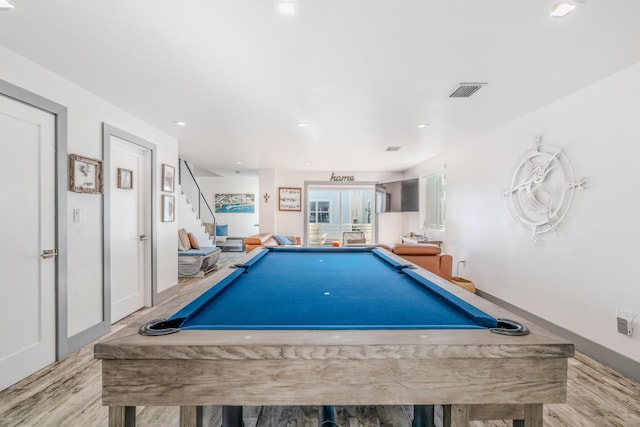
[0,0,15,11]
[297,122,308,127]
[372,162,378,166]
[304,162,311,165]
[236,161,242,165]
[418,123,428,128]
[174,120,187,127]
[550,2,576,17]
[279,1,295,15]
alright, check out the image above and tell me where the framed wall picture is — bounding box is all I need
[215,193,256,213]
[162,164,175,193]
[117,168,133,190]
[279,187,302,211]
[162,195,175,222]
[69,154,103,194]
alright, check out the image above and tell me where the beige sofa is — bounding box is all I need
[244,233,302,253]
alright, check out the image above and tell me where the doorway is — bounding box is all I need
[305,184,375,246]
[0,93,57,390]
[103,124,156,323]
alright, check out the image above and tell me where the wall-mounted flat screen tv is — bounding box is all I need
[375,178,419,213]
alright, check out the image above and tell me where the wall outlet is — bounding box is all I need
[616,308,636,336]
[617,317,633,336]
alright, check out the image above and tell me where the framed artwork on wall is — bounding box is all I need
[162,164,175,193]
[117,168,133,190]
[162,195,175,222]
[214,193,256,213]
[279,187,301,211]
[69,154,103,194]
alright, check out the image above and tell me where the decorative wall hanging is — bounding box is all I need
[69,154,103,194]
[117,168,133,190]
[329,173,355,182]
[161,164,175,192]
[502,135,586,244]
[279,187,302,211]
[215,193,256,213]
[162,195,175,222]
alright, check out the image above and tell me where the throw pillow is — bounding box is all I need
[285,235,297,244]
[178,228,191,251]
[215,224,229,236]
[272,234,292,245]
[187,232,200,250]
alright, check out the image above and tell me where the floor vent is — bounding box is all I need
[385,146,402,152]
[449,83,486,98]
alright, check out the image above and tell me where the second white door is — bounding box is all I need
[109,136,151,323]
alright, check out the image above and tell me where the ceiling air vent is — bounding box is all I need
[386,146,402,152]
[449,83,487,98]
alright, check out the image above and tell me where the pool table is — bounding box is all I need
[95,247,573,427]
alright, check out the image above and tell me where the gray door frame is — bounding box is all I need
[0,78,70,358]
[102,123,158,324]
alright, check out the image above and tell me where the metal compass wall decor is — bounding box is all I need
[502,135,586,244]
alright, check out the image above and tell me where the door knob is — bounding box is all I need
[139,235,149,241]
[41,249,58,259]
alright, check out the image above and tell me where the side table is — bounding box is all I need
[216,236,246,252]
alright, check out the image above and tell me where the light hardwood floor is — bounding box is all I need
[1,253,639,427]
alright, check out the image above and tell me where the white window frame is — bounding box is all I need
[421,166,446,232]
[309,199,331,223]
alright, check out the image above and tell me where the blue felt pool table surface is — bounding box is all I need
[168,247,498,331]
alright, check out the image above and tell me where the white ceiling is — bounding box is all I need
[1,1,639,175]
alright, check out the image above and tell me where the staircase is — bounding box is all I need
[178,159,217,246]
[177,192,212,246]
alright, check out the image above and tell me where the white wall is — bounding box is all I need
[0,46,179,338]
[198,174,260,237]
[406,61,640,364]
[377,211,420,244]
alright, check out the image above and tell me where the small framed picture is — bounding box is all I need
[117,168,133,190]
[162,164,175,193]
[162,195,175,222]
[69,154,103,194]
[279,187,302,211]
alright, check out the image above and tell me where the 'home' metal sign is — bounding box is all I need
[329,173,355,182]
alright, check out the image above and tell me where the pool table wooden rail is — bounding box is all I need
[95,248,574,427]
[95,324,573,361]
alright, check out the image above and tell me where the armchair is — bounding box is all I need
[386,243,452,281]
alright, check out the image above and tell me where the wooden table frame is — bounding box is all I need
[95,250,573,427]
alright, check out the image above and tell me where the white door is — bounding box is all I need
[0,94,56,391]
[110,136,150,323]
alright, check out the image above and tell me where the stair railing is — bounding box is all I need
[178,159,217,243]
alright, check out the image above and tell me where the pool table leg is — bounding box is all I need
[441,404,469,427]
[180,406,203,427]
[412,405,435,427]
[108,405,136,427]
[512,404,543,427]
[222,405,243,427]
